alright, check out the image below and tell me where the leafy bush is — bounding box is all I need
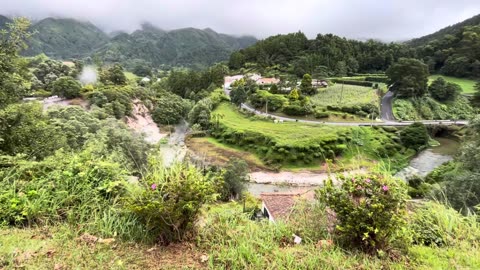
[314,111,330,119]
[52,76,82,99]
[317,173,409,254]
[125,156,217,244]
[399,122,429,151]
[152,92,189,125]
[88,86,135,119]
[283,100,311,116]
[410,202,480,247]
[0,147,148,241]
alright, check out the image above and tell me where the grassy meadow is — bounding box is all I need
[214,103,348,147]
[311,84,379,108]
[429,75,477,94]
[209,103,411,169]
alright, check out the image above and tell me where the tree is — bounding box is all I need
[386,58,429,98]
[152,94,188,125]
[230,86,247,106]
[0,18,32,108]
[269,84,279,94]
[100,64,127,85]
[228,51,246,69]
[220,158,249,201]
[429,77,461,101]
[288,88,300,100]
[0,103,67,159]
[52,76,82,99]
[300,73,316,96]
[400,122,429,151]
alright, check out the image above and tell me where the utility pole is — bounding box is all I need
[340,80,344,104]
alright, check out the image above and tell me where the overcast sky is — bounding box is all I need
[1,0,480,41]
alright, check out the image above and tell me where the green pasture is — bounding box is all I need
[311,84,379,107]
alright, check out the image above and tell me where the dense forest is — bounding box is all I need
[229,14,480,79]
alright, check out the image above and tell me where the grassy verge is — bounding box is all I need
[0,225,205,269]
[197,202,480,270]
[429,75,477,94]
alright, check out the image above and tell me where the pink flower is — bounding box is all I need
[352,177,356,182]
[365,179,371,183]
[382,185,389,191]
[151,184,157,190]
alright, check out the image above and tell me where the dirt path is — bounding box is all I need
[249,168,366,186]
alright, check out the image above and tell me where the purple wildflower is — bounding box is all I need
[382,185,389,191]
[365,179,371,183]
[151,183,157,190]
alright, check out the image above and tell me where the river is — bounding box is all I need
[248,137,460,196]
[395,137,459,180]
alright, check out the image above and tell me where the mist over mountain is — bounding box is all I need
[0,15,257,68]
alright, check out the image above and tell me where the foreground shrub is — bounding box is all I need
[125,156,217,244]
[317,173,409,254]
[0,148,148,241]
[410,201,480,247]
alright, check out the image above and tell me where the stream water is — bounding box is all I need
[248,137,460,196]
[395,137,459,180]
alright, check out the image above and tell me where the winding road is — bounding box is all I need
[237,90,469,127]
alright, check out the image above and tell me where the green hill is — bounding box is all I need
[25,17,110,59]
[96,24,257,68]
[409,14,480,47]
[0,16,257,68]
[409,14,480,78]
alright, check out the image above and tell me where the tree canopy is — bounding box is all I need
[387,58,429,98]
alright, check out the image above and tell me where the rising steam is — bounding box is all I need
[78,66,98,85]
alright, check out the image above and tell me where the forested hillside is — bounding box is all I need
[229,14,480,79]
[411,14,480,78]
[96,24,257,69]
[229,31,416,77]
[25,18,110,59]
[0,15,257,68]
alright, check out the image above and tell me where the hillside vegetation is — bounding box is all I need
[211,103,410,168]
[97,24,257,69]
[0,15,257,68]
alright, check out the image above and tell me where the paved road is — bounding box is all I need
[380,91,395,121]
[240,103,468,127]
[227,82,469,126]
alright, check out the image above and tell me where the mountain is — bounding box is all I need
[95,24,257,68]
[408,14,480,47]
[0,15,12,29]
[408,14,480,78]
[25,18,110,59]
[0,16,257,68]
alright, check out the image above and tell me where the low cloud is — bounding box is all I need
[1,0,479,41]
